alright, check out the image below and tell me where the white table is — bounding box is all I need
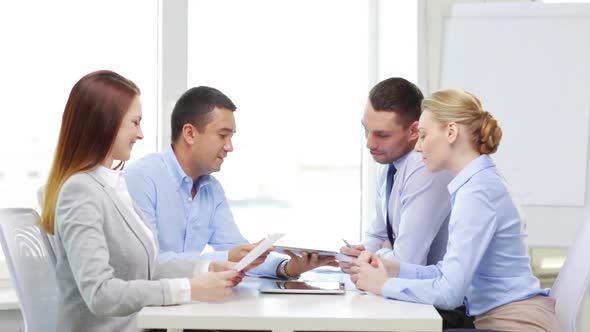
[137,273,441,332]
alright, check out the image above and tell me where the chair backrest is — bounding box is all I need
[36,185,57,266]
[40,230,57,267]
[551,218,590,332]
[0,208,57,332]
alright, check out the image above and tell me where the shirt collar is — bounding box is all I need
[447,154,495,196]
[91,166,123,188]
[391,149,413,171]
[163,145,213,190]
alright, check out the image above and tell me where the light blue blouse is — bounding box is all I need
[381,155,549,315]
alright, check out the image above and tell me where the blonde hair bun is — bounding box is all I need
[422,89,502,154]
[479,111,502,154]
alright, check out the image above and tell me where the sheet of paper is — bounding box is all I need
[274,245,353,263]
[233,233,285,271]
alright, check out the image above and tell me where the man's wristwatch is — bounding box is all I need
[277,259,296,279]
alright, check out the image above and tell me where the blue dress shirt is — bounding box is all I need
[381,155,549,315]
[364,150,452,265]
[123,145,282,277]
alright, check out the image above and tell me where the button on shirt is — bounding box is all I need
[364,150,453,265]
[382,155,549,315]
[124,145,282,277]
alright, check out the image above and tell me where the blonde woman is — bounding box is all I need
[40,70,242,332]
[350,90,559,331]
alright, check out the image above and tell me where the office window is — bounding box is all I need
[187,0,368,249]
[0,1,158,269]
[0,0,158,210]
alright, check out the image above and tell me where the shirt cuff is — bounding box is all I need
[193,260,211,276]
[398,262,418,279]
[246,254,283,278]
[376,248,393,258]
[382,278,403,299]
[165,278,191,304]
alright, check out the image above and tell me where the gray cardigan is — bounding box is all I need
[54,172,204,332]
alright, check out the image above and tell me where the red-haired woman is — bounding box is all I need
[40,70,242,332]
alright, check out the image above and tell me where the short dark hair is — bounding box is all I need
[171,86,236,142]
[368,77,423,128]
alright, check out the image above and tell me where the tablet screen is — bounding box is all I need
[259,280,345,294]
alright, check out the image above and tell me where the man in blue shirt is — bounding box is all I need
[340,78,452,267]
[124,86,334,279]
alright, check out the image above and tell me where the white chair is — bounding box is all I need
[551,218,590,332]
[0,208,58,332]
[40,228,57,267]
[36,185,57,266]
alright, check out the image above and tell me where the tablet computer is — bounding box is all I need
[273,245,353,262]
[259,280,345,295]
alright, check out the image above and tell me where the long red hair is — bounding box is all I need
[40,70,140,234]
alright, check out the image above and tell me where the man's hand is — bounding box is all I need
[283,250,338,277]
[349,256,388,295]
[228,241,271,271]
[190,270,239,301]
[339,243,365,257]
[339,244,366,274]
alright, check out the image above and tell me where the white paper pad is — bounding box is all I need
[233,233,285,271]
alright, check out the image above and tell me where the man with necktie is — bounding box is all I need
[339,78,472,329]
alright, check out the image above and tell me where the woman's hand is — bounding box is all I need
[190,270,240,301]
[355,251,399,276]
[209,261,245,286]
[209,260,236,272]
[350,255,389,295]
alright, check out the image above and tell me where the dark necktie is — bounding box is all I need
[385,164,397,246]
